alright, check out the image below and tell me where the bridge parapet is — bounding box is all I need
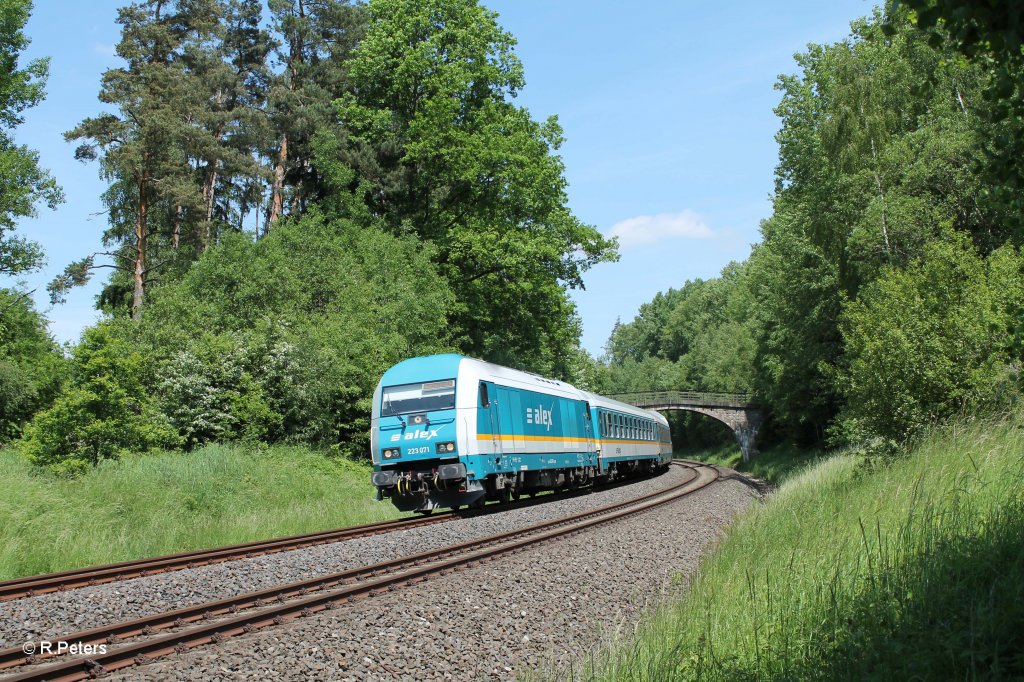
[610,391,753,409]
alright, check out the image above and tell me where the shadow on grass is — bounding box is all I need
[755,501,1024,681]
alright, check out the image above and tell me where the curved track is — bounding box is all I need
[0,515,455,602]
[0,475,647,602]
[0,462,719,682]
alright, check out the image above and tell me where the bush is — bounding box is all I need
[836,237,1023,442]
[0,289,66,440]
[20,323,179,472]
[20,215,457,466]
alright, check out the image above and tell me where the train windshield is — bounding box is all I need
[381,379,456,417]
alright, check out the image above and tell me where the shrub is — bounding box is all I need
[836,237,1023,442]
[0,289,66,440]
[20,323,179,472]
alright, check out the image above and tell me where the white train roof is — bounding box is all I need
[457,356,668,426]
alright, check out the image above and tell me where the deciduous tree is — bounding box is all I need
[0,0,62,276]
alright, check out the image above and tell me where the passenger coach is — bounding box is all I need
[370,354,672,512]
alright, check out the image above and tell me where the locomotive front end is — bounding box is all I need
[370,355,482,512]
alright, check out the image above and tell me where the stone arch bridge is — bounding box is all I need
[610,391,765,462]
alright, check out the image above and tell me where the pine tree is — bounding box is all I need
[64,0,199,319]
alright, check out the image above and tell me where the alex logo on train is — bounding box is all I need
[525,404,554,431]
[388,428,440,442]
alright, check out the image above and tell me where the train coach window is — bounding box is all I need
[479,383,489,407]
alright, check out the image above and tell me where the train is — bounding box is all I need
[370,354,672,512]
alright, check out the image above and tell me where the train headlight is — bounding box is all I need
[435,441,456,454]
[382,448,401,459]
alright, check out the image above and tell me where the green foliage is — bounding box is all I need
[138,215,455,456]
[751,10,998,443]
[0,289,65,439]
[837,237,1023,442]
[20,323,179,472]
[0,0,62,275]
[604,9,1020,448]
[895,0,1024,232]
[0,443,400,579]
[157,332,296,449]
[604,262,756,397]
[326,0,616,373]
[23,215,456,462]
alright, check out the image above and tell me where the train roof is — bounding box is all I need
[581,391,670,425]
[377,354,667,424]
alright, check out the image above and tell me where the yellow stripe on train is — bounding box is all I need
[476,433,670,447]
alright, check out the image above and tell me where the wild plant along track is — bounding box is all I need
[0,462,719,682]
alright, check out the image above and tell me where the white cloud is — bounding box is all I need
[606,210,713,249]
[93,42,117,57]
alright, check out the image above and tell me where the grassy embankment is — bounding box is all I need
[0,445,400,580]
[593,413,1024,681]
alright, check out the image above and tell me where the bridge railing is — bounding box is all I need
[610,391,753,409]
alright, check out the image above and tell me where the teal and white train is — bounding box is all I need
[370,354,672,512]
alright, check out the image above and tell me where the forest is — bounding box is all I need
[0,0,1022,475]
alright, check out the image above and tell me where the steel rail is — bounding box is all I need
[0,473,638,602]
[0,465,699,672]
[1,463,718,682]
[0,515,455,602]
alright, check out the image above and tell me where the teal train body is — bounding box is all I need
[370,354,672,512]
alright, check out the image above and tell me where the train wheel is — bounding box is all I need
[498,486,511,505]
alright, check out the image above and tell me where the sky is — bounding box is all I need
[14,0,875,355]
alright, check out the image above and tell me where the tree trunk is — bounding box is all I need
[132,161,149,321]
[201,162,218,250]
[267,133,287,227]
[172,204,182,250]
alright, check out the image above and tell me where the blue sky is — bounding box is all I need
[14,0,875,355]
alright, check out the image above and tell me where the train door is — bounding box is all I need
[582,402,596,465]
[480,381,502,471]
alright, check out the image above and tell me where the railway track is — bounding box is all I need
[0,462,719,682]
[0,474,639,603]
[0,514,454,603]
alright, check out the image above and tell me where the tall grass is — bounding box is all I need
[591,413,1024,681]
[0,444,400,580]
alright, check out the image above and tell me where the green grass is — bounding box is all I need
[679,441,821,486]
[589,413,1024,681]
[0,444,402,580]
